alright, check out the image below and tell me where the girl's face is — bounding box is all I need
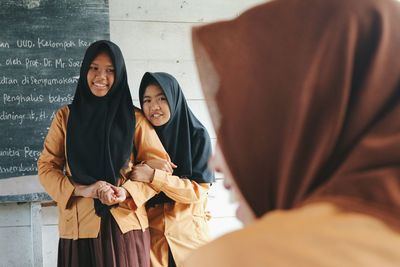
[87,52,115,97]
[142,84,171,126]
[209,142,256,225]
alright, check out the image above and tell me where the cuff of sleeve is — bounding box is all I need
[58,178,75,210]
[122,180,157,209]
[151,169,168,191]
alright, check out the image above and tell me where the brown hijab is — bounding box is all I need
[192,0,400,226]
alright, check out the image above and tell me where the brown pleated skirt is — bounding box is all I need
[58,213,150,267]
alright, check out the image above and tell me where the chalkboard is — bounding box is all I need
[0,0,110,179]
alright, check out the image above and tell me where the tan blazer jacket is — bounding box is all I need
[38,106,169,240]
[145,169,211,267]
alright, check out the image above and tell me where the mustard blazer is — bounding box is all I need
[38,106,169,240]
[146,169,211,267]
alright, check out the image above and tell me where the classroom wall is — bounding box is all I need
[0,1,266,266]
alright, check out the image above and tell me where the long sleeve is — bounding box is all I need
[37,106,74,210]
[122,111,170,208]
[151,169,210,203]
[149,127,212,203]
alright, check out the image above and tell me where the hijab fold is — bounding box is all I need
[139,72,214,206]
[67,40,135,216]
[192,0,400,227]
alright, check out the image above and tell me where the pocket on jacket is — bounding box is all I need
[58,206,74,236]
[192,213,210,242]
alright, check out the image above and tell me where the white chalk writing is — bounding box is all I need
[24,147,41,159]
[48,93,74,103]
[0,76,18,85]
[0,163,38,174]
[5,57,22,66]
[53,58,82,68]
[25,109,48,122]
[0,111,25,124]
[3,93,44,105]
[25,57,41,69]
[0,148,20,157]
[37,38,76,50]
[0,42,10,48]
[25,75,78,86]
[16,40,35,48]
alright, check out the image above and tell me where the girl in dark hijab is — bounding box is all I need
[38,40,169,267]
[130,72,215,267]
[184,0,400,266]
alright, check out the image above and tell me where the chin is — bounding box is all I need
[90,89,108,97]
[151,119,166,127]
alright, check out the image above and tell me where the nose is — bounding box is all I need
[150,102,160,111]
[96,69,108,78]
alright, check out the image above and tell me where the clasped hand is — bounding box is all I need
[74,180,129,206]
[96,183,129,206]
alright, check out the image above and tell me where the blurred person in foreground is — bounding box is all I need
[185,0,400,266]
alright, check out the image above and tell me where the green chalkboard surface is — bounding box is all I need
[0,0,110,179]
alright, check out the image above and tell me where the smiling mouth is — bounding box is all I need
[151,113,163,119]
[93,82,108,89]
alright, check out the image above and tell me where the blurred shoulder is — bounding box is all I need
[185,202,400,267]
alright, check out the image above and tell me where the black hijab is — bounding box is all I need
[139,72,215,206]
[67,40,135,216]
[139,72,215,205]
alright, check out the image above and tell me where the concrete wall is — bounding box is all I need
[0,0,266,266]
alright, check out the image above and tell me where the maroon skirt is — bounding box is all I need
[58,213,150,267]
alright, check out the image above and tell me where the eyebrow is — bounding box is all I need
[90,63,114,67]
[143,93,165,98]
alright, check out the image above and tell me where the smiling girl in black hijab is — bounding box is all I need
[129,72,215,267]
[38,41,169,267]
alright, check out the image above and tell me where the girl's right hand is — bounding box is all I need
[143,159,177,174]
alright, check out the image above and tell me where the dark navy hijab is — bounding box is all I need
[67,40,135,216]
[139,72,215,205]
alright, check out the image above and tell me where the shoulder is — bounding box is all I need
[53,105,69,125]
[184,203,327,267]
[134,108,154,130]
[185,202,400,266]
[45,105,69,136]
[183,222,253,267]
[192,126,211,143]
[134,108,144,122]
[191,127,212,153]
[58,105,70,116]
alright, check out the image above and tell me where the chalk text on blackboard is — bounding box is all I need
[37,38,76,50]
[24,147,41,159]
[3,93,44,105]
[16,40,35,48]
[48,94,74,103]
[5,58,22,66]
[0,148,20,157]
[0,164,38,174]
[0,76,18,85]
[24,76,78,86]
[0,111,25,125]
[0,42,10,48]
